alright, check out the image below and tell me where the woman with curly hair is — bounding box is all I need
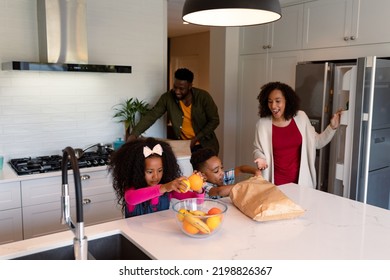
[253,81,341,188]
[109,137,204,217]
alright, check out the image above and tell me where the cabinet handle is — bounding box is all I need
[343,36,350,41]
[350,36,356,40]
[267,45,272,49]
[80,174,90,180]
[83,198,91,205]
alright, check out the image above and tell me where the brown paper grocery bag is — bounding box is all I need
[229,176,305,221]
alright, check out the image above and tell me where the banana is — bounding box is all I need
[180,179,190,193]
[177,208,189,222]
[188,210,207,216]
[184,215,211,234]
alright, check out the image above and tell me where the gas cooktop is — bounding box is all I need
[9,151,111,176]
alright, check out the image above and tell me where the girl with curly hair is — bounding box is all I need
[253,81,341,188]
[109,137,204,217]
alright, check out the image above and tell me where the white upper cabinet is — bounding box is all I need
[240,24,271,54]
[303,0,390,49]
[240,4,304,54]
[355,0,390,45]
[303,0,355,49]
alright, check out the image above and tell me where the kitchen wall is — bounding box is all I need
[0,0,168,161]
[210,28,240,169]
[168,28,240,168]
[169,32,210,92]
[168,30,239,168]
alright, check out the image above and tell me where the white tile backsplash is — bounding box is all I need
[0,0,167,159]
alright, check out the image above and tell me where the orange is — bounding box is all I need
[188,173,203,191]
[207,207,222,215]
[206,216,221,231]
[182,220,199,235]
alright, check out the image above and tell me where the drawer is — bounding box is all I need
[21,170,114,206]
[23,201,68,239]
[0,182,21,211]
[0,208,23,244]
[83,192,123,225]
[23,191,122,239]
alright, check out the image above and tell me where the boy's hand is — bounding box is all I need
[254,157,268,170]
[193,170,207,182]
[191,170,207,193]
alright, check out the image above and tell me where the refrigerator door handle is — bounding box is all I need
[360,57,377,204]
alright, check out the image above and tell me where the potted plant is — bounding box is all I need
[112,97,150,140]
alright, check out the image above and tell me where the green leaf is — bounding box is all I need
[112,98,150,133]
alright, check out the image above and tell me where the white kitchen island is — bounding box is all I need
[1,183,390,260]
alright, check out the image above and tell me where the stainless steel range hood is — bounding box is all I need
[1,0,131,73]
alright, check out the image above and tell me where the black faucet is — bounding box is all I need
[61,147,88,260]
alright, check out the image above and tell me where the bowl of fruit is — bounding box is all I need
[172,198,228,238]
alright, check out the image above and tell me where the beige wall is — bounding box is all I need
[168,30,241,169]
[169,32,210,92]
[210,28,240,167]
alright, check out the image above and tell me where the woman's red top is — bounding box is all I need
[272,119,302,185]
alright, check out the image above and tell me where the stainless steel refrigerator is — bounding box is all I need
[295,56,390,210]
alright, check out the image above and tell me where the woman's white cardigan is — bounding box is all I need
[253,110,336,188]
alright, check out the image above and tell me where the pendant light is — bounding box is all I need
[182,0,282,27]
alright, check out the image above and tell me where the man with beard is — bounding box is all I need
[127,68,220,154]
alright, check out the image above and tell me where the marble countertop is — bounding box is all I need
[1,183,390,260]
[0,164,19,183]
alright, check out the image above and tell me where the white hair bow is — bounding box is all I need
[143,144,163,158]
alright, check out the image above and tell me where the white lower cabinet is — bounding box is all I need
[22,201,67,239]
[0,208,23,245]
[21,170,122,239]
[0,182,23,244]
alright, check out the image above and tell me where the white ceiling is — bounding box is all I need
[167,0,301,38]
[168,0,209,38]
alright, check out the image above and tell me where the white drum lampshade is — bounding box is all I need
[182,0,282,27]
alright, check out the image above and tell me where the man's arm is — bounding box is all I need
[129,93,169,138]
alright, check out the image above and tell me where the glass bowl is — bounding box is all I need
[171,198,228,238]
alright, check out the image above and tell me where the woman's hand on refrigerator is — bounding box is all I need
[330,109,343,130]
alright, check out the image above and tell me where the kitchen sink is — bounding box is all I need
[13,233,151,260]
